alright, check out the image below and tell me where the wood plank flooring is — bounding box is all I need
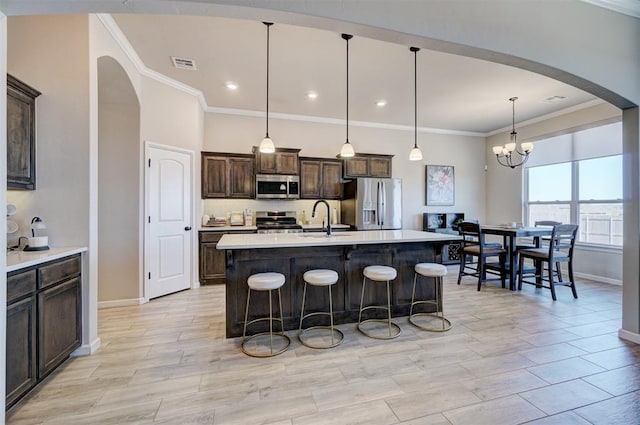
[7,268,640,425]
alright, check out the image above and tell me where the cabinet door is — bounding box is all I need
[321,160,343,199]
[229,157,254,198]
[202,156,228,198]
[369,157,392,177]
[6,296,37,408]
[199,233,226,284]
[344,157,369,178]
[256,153,277,174]
[277,152,299,174]
[38,277,82,379]
[299,159,322,199]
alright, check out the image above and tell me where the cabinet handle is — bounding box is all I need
[184,226,192,231]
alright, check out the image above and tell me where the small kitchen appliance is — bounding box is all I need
[24,216,49,251]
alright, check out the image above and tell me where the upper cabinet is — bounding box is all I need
[299,157,343,199]
[253,147,300,175]
[342,153,393,179]
[202,152,254,199]
[7,74,41,190]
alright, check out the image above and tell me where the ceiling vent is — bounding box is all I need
[171,56,197,70]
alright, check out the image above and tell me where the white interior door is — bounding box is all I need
[147,145,192,299]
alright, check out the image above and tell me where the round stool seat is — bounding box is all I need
[415,263,448,278]
[304,269,339,286]
[363,265,397,281]
[248,272,285,291]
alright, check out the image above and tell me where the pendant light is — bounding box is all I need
[492,97,534,168]
[340,33,355,158]
[409,46,423,161]
[259,22,276,154]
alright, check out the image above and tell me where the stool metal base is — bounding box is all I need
[299,326,344,349]
[241,331,291,358]
[409,272,452,333]
[357,319,401,340]
[409,311,453,332]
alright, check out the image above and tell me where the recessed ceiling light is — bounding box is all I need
[376,99,387,107]
[226,82,238,90]
[542,95,567,103]
[306,91,318,100]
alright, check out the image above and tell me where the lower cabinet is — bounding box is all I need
[6,297,36,408]
[199,230,256,284]
[6,254,82,410]
[199,232,226,285]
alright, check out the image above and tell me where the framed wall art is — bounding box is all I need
[426,164,455,206]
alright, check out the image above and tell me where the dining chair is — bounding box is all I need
[517,220,563,278]
[517,224,579,300]
[457,221,506,291]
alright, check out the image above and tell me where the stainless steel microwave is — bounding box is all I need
[255,174,300,199]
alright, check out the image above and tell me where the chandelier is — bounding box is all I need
[492,97,533,168]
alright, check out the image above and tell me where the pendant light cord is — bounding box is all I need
[346,35,349,142]
[414,48,418,149]
[510,96,518,139]
[264,22,273,137]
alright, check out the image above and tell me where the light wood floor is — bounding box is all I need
[7,268,640,425]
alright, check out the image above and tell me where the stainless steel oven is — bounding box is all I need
[255,174,300,199]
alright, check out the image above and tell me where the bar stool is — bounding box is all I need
[358,265,401,339]
[298,269,344,349]
[241,272,291,357]
[409,263,452,332]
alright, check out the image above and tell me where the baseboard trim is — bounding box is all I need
[619,329,640,345]
[98,297,145,309]
[71,337,101,357]
[573,272,621,286]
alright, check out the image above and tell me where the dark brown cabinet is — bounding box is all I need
[299,157,343,199]
[199,232,226,285]
[7,74,41,190]
[253,147,300,175]
[202,152,254,199]
[199,230,255,285]
[6,254,82,410]
[342,153,393,179]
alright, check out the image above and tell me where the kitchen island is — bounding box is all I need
[218,230,460,337]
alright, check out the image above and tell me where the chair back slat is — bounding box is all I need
[548,224,579,259]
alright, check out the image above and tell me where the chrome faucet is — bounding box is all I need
[312,200,332,236]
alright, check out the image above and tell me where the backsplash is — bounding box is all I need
[201,199,341,225]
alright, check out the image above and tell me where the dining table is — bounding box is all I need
[481,225,553,291]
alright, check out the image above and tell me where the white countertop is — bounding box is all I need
[217,229,460,250]
[7,246,88,272]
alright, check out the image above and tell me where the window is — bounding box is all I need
[526,156,622,247]
[524,122,623,247]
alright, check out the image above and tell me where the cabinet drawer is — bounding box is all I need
[7,270,37,304]
[200,232,224,243]
[38,255,81,290]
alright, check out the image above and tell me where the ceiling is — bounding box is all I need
[111,13,602,135]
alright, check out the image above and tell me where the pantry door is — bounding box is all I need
[146,143,193,299]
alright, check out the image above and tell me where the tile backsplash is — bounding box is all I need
[201,199,341,225]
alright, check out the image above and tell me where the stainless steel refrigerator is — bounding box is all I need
[341,178,402,230]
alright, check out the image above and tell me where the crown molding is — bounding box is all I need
[581,0,640,18]
[205,106,486,137]
[486,99,608,137]
[96,14,209,111]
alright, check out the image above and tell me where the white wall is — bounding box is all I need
[485,102,623,282]
[203,112,486,229]
[97,58,140,304]
[6,15,90,247]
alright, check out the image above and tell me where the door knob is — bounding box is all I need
[184,226,192,231]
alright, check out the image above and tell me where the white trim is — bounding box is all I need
[575,243,623,253]
[98,297,145,309]
[206,106,485,137]
[618,328,640,345]
[71,337,102,357]
[487,99,606,136]
[581,0,640,19]
[574,271,622,286]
